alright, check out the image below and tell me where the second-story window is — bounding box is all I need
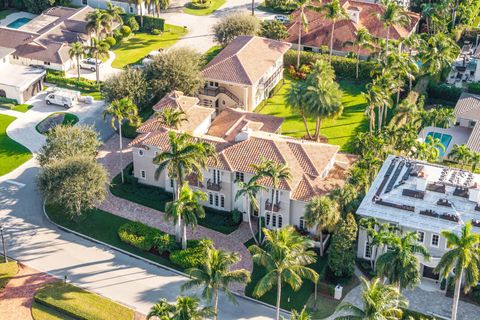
[417,231,425,244]
[266,213,271,225]
[235,172,244,182]
[213,169,220,184]
[431,234,439,247]
[270,189,279,202]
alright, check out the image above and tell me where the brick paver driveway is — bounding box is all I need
[97,134,256,293]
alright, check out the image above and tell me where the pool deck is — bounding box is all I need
[419,126,473,158]
[0,11,36,28]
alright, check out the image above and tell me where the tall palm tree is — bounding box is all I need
[85,9,113,40]
[470,151,480,172]
[449,144,472,169]
[131,0,145,28]
[376,232,430,291]
[249,226,319,320]
[105,2,125,27]
[436,222,480,320]
[181,247,250,319]
[363,83,391,133]
[251,159,292,235]
[89,40,110,84]
[391,99,423,128]
[69,42,85,81]
[153,132,216,240]
[304,59,344,141]
[344,28,374,80]
[304,195,340,256]
[156,108,187,129]
[377,0,410,57]
[165,183,207,249]
[286,80,313,139]
[103,98,140,184]
[330,183,358,216]
[335,277,408,319]
[413,135,445,161]
[420,32,460,78]
[295,0,314,68]
[320,0,348,62]
[235,178,265,244]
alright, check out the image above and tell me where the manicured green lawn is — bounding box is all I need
[112,25,188,69]
[31,301,76,320]
[256,78,368,153]
[0,9,17,20]
[183,0,226,16]
[0,260,18,289]
[34,282,134,320]
[0,114,32,176]
[35,112,79,134]
[203,45,222,64]
[0,103,32,113]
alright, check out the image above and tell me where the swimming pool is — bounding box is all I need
[426,132,452,157]
[7,17,31,29]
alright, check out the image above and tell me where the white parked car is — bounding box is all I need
[274,15,289,24]
[45,89,80,108]
[79,58,102,72]
[142,49,163,65]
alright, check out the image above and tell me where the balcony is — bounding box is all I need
[207,179,222,191]
[265,200,280,212]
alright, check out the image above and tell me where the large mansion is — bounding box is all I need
[129,90,355,231]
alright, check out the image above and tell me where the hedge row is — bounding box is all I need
[45,73,98,92]
[427,82,463,103]
[121,14,165,32]
[0,96,18,105]
[283,50,376,81]
[468,82,480,95]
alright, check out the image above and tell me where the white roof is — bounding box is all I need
[357,155,480,235]
[0,64,45,90]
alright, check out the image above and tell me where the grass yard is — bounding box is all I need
[0,260,19,289]
[0,9,17,20]
[183,0,226,16]
[0,114,32,176]
[256,78,368,153]
[202,45,223,64]
[31,301,76,320]
[35,112,79,134]
[34,282,134,320]
[112,25,188,69]
[0,103,32,113]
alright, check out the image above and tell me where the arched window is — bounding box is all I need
[0,89,6,98]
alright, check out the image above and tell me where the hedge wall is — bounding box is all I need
[122,14,165,32]
[283,50,376,81]
[427,82,463,104]
[45,73,98,92]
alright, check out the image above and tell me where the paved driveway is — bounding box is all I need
[66,51,123,82]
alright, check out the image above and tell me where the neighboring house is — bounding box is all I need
[286,0,419,57]
[71,0,142,15]
[129,91,355,232]
[199,36,291,113]
[0,47,45,103]
[0,6,94,71]
[454,92,480,152]
[356,155,480,288]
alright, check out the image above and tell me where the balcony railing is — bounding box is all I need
[207,179,222,191]
[265,200,280,212]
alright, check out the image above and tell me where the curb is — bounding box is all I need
[42,201,290,317]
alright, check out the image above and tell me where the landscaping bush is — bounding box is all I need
[142,16,166,32]
[427,82,463,103]
[120,25,132,37]
[151,28,162,35]
[113,29,123,42]
[231,209,243,224]
[468,82,480,94]
[188,0,212,9]
[124,15,139,32]
[104,36,116,47]
[0,96,18,105]
[117,221,158,251]
[45,73,98,91]
[283,50,375,81]
[170,239,213,269]
[152,233,179,253]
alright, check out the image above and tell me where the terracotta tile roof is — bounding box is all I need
[286,0,420,55]
[202,36,291,85]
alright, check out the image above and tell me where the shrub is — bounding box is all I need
[283,50,375,81]
[468,82,480,95]
[124,15,139,32]
[113,29,123,41]
[104,36,116,47]
[188,0,212,9]
[427,82,462,103]
[152,233,179,253]
[170,239,213,269]
[231,209,243,224]
[117,222,158,251]
[142,16,165,32]
[45,73,98,92]
[151,28,162,35]
[0,96,18,105]
[259,19,289,41]
[213,12,260,46]
[120,25,132,37]
[101,68,149,106]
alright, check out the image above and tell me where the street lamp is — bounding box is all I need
[0,224,7,263]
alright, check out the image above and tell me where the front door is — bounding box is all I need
[423,265,440,280]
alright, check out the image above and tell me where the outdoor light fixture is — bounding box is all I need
[0,224,7,263]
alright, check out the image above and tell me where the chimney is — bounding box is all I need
[469,184,480,203]
[416,173,428,191]
[347,7,360,24]
[235,126,252,142]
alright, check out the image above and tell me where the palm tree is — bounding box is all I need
[288,307,311,320]
[320,0,348,62]
[304,195,340,256]
[363,83,391,133]
[165,183,207,249]
[103,98,140,184]
[131,0,145,28]
[344,28,373,80]
[235,178,265,245]
[147,299,175,319]
[470,151,480,172]
[436,222,480,320]
[286,80,313,139]
[304,60,344,141]
[69,42,85,81]
[330,183,358,216]
[335,277,408,320]
[294,0,314,68]
[153,132,216,241]
[156,108,187,129]
[449,144,472,169]
[377,0,410,57]
[105,1,125,26]
[420,32,460,78]
[181,247,250,319]
[376,232,430,291]
[414,135,445,161]
[249,226,319,320]
[89,40,110,84]
[251,159,292,235]
[391,99,423,128]
[148,296,215,320]
[85,9,113,39]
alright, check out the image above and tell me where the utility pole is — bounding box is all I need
[0,224,7,263]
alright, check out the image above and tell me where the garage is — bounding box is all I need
[0,63,45,104]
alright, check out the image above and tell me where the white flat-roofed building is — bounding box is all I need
[356,155,480,287]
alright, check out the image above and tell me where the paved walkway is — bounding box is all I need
[0,263,55,320]
[97,135,256,293]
